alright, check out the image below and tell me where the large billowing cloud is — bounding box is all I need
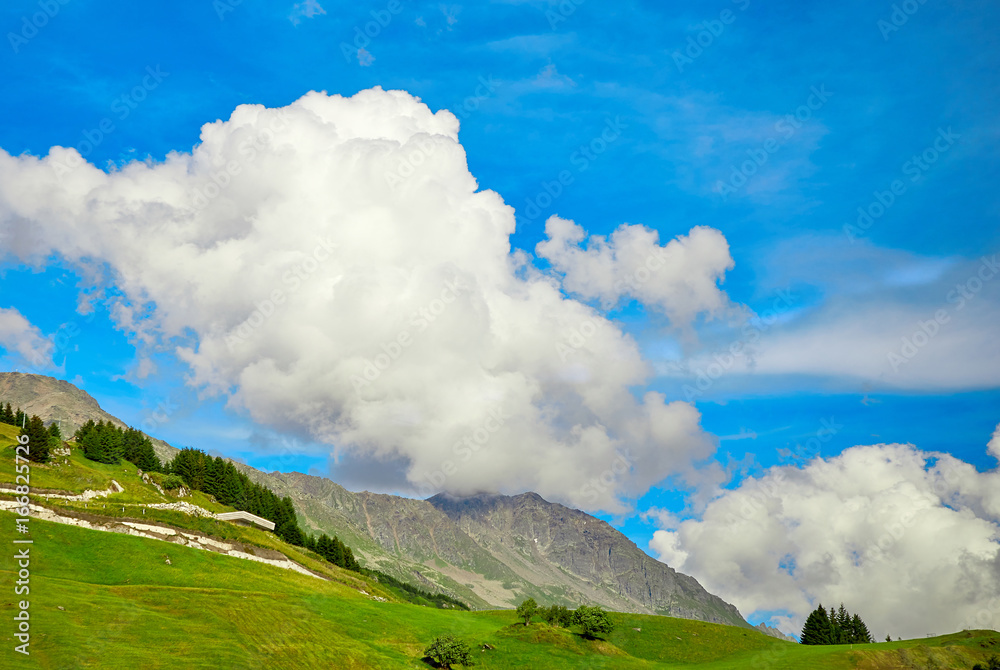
[0,87,734,511]
[649,438,1000,639]
[0,306,54,370]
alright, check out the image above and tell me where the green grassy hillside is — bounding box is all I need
[2,425,998,669]
[2,513,998,669]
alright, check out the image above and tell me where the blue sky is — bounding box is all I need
[2,0,999,634]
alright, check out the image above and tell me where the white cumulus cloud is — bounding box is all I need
[536,216,736,329]
[0,307,54,370]
[649,440,1000,639]
[0,87,736,512]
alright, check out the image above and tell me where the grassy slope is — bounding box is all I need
[3,424,999,669]
[2,514,998,669]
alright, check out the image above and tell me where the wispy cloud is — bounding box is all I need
[288,0,326,26]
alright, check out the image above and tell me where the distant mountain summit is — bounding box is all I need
[0,371,114,433]
[426,491,749,626]
[0,372,178,462]
[3,372,749,628]
[755,622,797,642]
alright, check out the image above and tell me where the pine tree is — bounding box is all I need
[1,402,14,424]
[97,422,122,464]
[47,422,62,449]
[801,605,833,645]
[343,545,360,571]
[835,603,850,643]
[75,419,96,443]
[203,457,222,499]
[850,613,872,643]
[136,436,161,472]
[81,429,105,462]
[330,537,345,567]
[21,415,51,463]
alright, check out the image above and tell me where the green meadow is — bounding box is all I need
[2,513,998,669]
[2,421,998,669]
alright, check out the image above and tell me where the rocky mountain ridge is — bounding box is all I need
[1,372,754,630]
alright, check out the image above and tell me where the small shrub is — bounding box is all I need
[573,605,614,640]
[424,635,474,669]
[161,474,185,490]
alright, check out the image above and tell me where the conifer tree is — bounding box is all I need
[97,422,122,464]
[1,402,14,424]
[850,613,872,643]
[81,429,105,462]
[330,536,345,567]
[47,422,62,449]
[21,415,51,463]
[801,604,833,645]
[343,545,360,571]
[75,419,97,443]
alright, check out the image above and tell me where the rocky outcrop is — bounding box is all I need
[0,500,325,580]
[0,479,124,501]
[427,492,748,627]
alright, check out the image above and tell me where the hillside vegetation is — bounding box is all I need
[2,510,998,668]
[4,418,1000,668]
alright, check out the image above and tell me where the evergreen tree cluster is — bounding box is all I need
[165,448,384,578]
[306,532,360,572]
[359,570,469,610]
[74,420,162,471]
[2,400,63,463]
[166,448,305,546]
[800,603,873,645]
[1,401,28,429]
